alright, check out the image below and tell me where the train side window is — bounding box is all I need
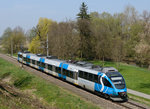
[59,67,61,73]
[37,61,40,66]
[32,60,35,65]
[84,72,88,80]
[41,62,45,68]
[79,71,83,78]
[63,69,66,75]
[48,64,52,71]
[102,77,112,88]
[26,58,30,63]
[89,73,93,81]
[56,67,61,73]
[23,57,26,61]
[70,71,73,78]
[55,67,58,73]
[94,75,98,83]
[66,70,69,77]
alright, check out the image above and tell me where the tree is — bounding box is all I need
[48,21,80,59]
[26,27,37,42]
[77,2,92,60]
[28,36,41,53]
[1,27,12,53]
[28,18,53,54]
[77,2,90,20]
[1,27,26,54]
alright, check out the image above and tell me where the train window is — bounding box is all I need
[55,67,58,73]
[23,57,26,61]
[27,58,30,63]
[102,78,112,88]
[48,64,52,71]
[89,73,93,81]
[56,67,61,73]
[83,72,88,80]
[32,60,35,65]
[66,70,69,77]
[37,61,40,66]
[63,69,66,75]
[59,67,61,73]
[70,71,73,78]
[41,62,45,68]
[94,75,98,83]
[79,71,83,78]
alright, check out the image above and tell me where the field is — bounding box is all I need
[0,57,99,109]
[91,61,150,95]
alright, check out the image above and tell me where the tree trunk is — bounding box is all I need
[148,65,150,70]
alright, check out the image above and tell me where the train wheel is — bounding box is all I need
[104,94,110,99]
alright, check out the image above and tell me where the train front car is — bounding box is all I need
[104,68,128,101]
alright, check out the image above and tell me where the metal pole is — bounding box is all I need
[11,37,13,56]
[47,33,49,56]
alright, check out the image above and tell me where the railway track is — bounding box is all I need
[116,100,148,109]
[0,53,149,109]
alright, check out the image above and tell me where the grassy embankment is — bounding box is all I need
[91,61,150,106]
[0,58,99,109]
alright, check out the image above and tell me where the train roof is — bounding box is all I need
[19,52,118,74]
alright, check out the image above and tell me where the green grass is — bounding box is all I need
[0,57,100,109]
[91,61,150,95]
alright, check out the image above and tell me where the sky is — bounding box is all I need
[0,0,150,36]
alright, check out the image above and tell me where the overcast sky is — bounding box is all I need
[0,0,150,36]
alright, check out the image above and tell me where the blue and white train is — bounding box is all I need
[18,51,128,101]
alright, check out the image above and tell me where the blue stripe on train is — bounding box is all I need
[94,83,114,95]
[59,63,68,69]
[40,58,45,63]
[94,83,102,92]
[58,73,66,79]
[58,63,67,79]
[26,55,30,65]
[39,58,45,70]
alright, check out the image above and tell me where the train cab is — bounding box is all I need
[106,71,127,101]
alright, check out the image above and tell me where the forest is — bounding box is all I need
[1,3,150,68]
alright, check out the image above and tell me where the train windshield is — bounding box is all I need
[106,72,125,89]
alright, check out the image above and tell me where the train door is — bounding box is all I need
[74,70,79,85]
[61,65,63,77]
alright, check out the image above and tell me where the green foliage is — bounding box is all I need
[28,36,41,53]
[28,18,53,54]
[77,2,90,20]
[1,27,26,54]
[14,76,33,88]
